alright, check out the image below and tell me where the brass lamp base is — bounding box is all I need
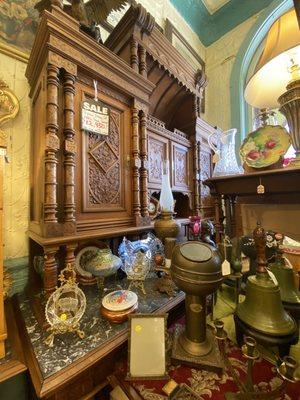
[154,210,179,241]
[172,325,223,373]
[278,78,300,166]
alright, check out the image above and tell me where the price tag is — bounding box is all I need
[222,259,231,276]
[81,99,110,136]
[212,152,220,163]
[221,235,231,276]
[257,178,265,194]
[241,252,250,272]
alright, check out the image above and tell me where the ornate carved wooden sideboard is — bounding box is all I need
[106,4,215,219]
[26,3,216,297]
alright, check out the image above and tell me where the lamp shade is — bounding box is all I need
[159,160,174,212]
[244,9,300,109]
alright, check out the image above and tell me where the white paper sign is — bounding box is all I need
[222,260,231,276]
[81,99,110,135]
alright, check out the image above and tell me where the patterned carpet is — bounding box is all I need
[115,318,300,400]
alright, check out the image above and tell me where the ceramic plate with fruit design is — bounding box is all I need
[240,125,290,168]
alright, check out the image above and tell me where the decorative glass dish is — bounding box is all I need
[75,246,122,278]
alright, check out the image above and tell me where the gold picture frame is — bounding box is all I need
[127,313,169,380]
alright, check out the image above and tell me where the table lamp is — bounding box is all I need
[244,9,300,167]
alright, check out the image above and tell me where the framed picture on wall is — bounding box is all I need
[0,0,38,62]
[165,19,206,113]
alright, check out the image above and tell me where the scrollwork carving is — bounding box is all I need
[149,139,164,182]
[0,79,19,148]
[135,4,155,35]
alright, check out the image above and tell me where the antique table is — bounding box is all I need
[13,277,184,399]
[204,167,300,243]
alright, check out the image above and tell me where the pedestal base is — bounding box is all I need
[171,325,223,373]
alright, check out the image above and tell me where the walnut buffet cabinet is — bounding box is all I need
[26,4,216,297]
[14,2,219,399]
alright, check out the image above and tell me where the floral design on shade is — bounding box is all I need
[240,125,290,168]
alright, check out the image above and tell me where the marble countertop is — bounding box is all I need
[18,276,182,379]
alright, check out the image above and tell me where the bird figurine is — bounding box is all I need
[35,0,129,41]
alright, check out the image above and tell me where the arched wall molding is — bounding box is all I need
[230,0,293,150]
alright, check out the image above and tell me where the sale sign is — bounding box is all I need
[81,99,110,135]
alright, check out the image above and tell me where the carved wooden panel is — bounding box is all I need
[148,132,169,189]
[87,112,121,207]
[171,142,189,190]
[199,146,214,218]
[74,83,133,229]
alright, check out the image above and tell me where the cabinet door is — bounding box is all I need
[148,132,169,190]
[74,82,133,231]
[171,142,190,191]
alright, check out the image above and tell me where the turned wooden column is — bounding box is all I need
[63,71,76,225]
[44,246,59,297]
[65,243,77,270]
[229,195,237,238]
[139,45,147,78]
[193,139,201,216]
[130,39,139,73]
[45,64,60,224]
[132,108,141,220]
[140,110,149,218]
[224,195,232,237]
[214,194,223,244]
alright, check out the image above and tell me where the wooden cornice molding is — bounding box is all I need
[26,6,155,103]
[106,5,202,96]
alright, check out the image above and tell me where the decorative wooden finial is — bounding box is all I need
[253,222,268,274]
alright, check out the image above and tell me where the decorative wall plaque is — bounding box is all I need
[81,99,110,136]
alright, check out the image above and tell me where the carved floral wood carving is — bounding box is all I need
[148,138,165,183]
[174,148,186,185]
[87,111,121,206]
[200,151,211,200]
[173,145,188,188]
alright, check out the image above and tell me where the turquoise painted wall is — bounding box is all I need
[230,0,293,146]
[170,0,274,45]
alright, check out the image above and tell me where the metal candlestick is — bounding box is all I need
[214,320,299,400]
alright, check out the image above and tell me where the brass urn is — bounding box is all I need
[171,241,223,370]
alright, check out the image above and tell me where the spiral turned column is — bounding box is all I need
[63,72,76,226]
[139,45,147,78]
[132,108,141,221]
[44,245,59,297]
[193,139,201,216]
[130,39,139,73]
[44,64,60,224]
[140,111,149,218]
